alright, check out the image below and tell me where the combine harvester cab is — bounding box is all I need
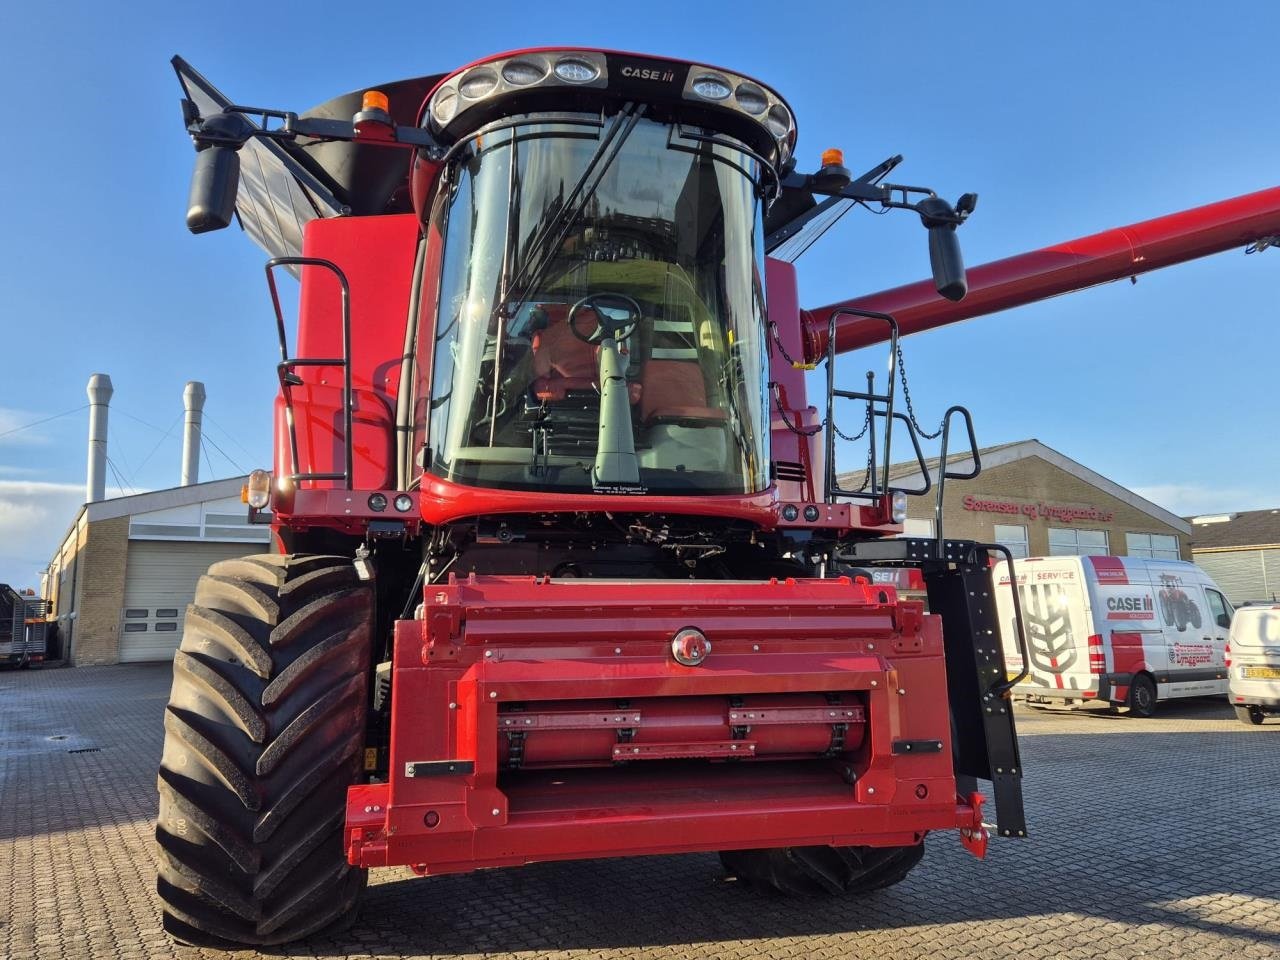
[156,48,1280,948]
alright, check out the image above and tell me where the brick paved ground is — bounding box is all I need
[3,663,1278,960]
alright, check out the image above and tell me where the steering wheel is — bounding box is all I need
[568,293,642,344]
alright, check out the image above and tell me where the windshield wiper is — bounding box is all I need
[498,102,647,318]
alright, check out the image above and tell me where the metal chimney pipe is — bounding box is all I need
[181,381,206,487]
[85,373,113,504]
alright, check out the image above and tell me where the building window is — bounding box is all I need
[155,608,179,618]
[1126,532,1181,561]
[1049,527,1109,556]
[155,622,178,632]
[124,608,148,619]
[123,623,148,632]
[993,524,1029,558]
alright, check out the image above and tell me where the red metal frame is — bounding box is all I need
[345,575,973,874]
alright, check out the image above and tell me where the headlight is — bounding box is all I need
[393,493,414,513]
[734,82,768,115]
[460,68,499,99]
[431,88,458,125]
[690,74,732,100]
[891,491,908,524]
[502,59,546,85]
[245,469,271,509]
[765,104,792,138]
[554,56,600,83]
[368,493,388,512]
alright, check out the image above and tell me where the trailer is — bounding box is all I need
[157,49,1280,947]
[1,585,49,667]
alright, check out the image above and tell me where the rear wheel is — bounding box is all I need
[155,554,373,947]
[719,842,924,895]
[1128,674,1157,718]
[1234,705,1265,725]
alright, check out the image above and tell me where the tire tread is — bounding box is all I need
[155,553,372,947]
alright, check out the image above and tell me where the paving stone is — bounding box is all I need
[3,665,1279,959]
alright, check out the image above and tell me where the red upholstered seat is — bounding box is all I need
[639,360,727,423]
[530,306,598,401]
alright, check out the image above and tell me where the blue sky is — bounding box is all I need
[1,1,1278,587]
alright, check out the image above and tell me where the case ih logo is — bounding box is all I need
[1106,595,1155,620]
[619,64,678,83]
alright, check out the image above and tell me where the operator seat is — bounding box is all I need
[638,317,727,423]
[529,304,599,401]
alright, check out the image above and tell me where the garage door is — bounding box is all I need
[120,541,266,662]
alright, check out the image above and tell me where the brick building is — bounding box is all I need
[840,439,1190,560]
[41,476,266,665]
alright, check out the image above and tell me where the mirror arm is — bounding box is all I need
[185,102,442,155]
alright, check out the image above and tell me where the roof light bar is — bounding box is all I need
[424,49,795,170]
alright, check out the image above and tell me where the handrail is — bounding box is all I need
[265,257,353,489]
[932,405,981,551]
[984,542,1031,696]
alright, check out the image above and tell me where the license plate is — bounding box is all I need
[1243,665,1280,679]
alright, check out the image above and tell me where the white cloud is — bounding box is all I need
[1130,483,1277,518]
[0,481,125,590]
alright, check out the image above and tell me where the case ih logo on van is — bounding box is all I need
[1106,595,1155,620]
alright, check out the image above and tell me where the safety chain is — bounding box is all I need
[895,342,944,440]
[832,401,871,443]
[768,320,814,370]
[769,382,823,436]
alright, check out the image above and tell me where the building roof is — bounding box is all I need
[837,438,1191,534]
[52,476,250,556]
[1187,509,1280,551]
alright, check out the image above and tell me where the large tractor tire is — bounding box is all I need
[155,554,373,947]
[719,842,924,896]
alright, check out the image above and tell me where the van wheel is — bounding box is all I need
[1128,674,1157,718]
[1234,705,1264,725]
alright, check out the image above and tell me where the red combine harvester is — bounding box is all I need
[160,49,1280,947]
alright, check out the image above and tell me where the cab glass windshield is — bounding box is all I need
[422,115,769,495]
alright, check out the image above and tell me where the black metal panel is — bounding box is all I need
[405,760,474,778]
[926,565,1026,838]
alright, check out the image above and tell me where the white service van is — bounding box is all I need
[994,555,1233,716]
[1227,603,1280,724]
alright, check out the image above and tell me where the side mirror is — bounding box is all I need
[917,197,967,302]
[1217,613,1231,629]
[184,111,255,234]
[187,144,240,233]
